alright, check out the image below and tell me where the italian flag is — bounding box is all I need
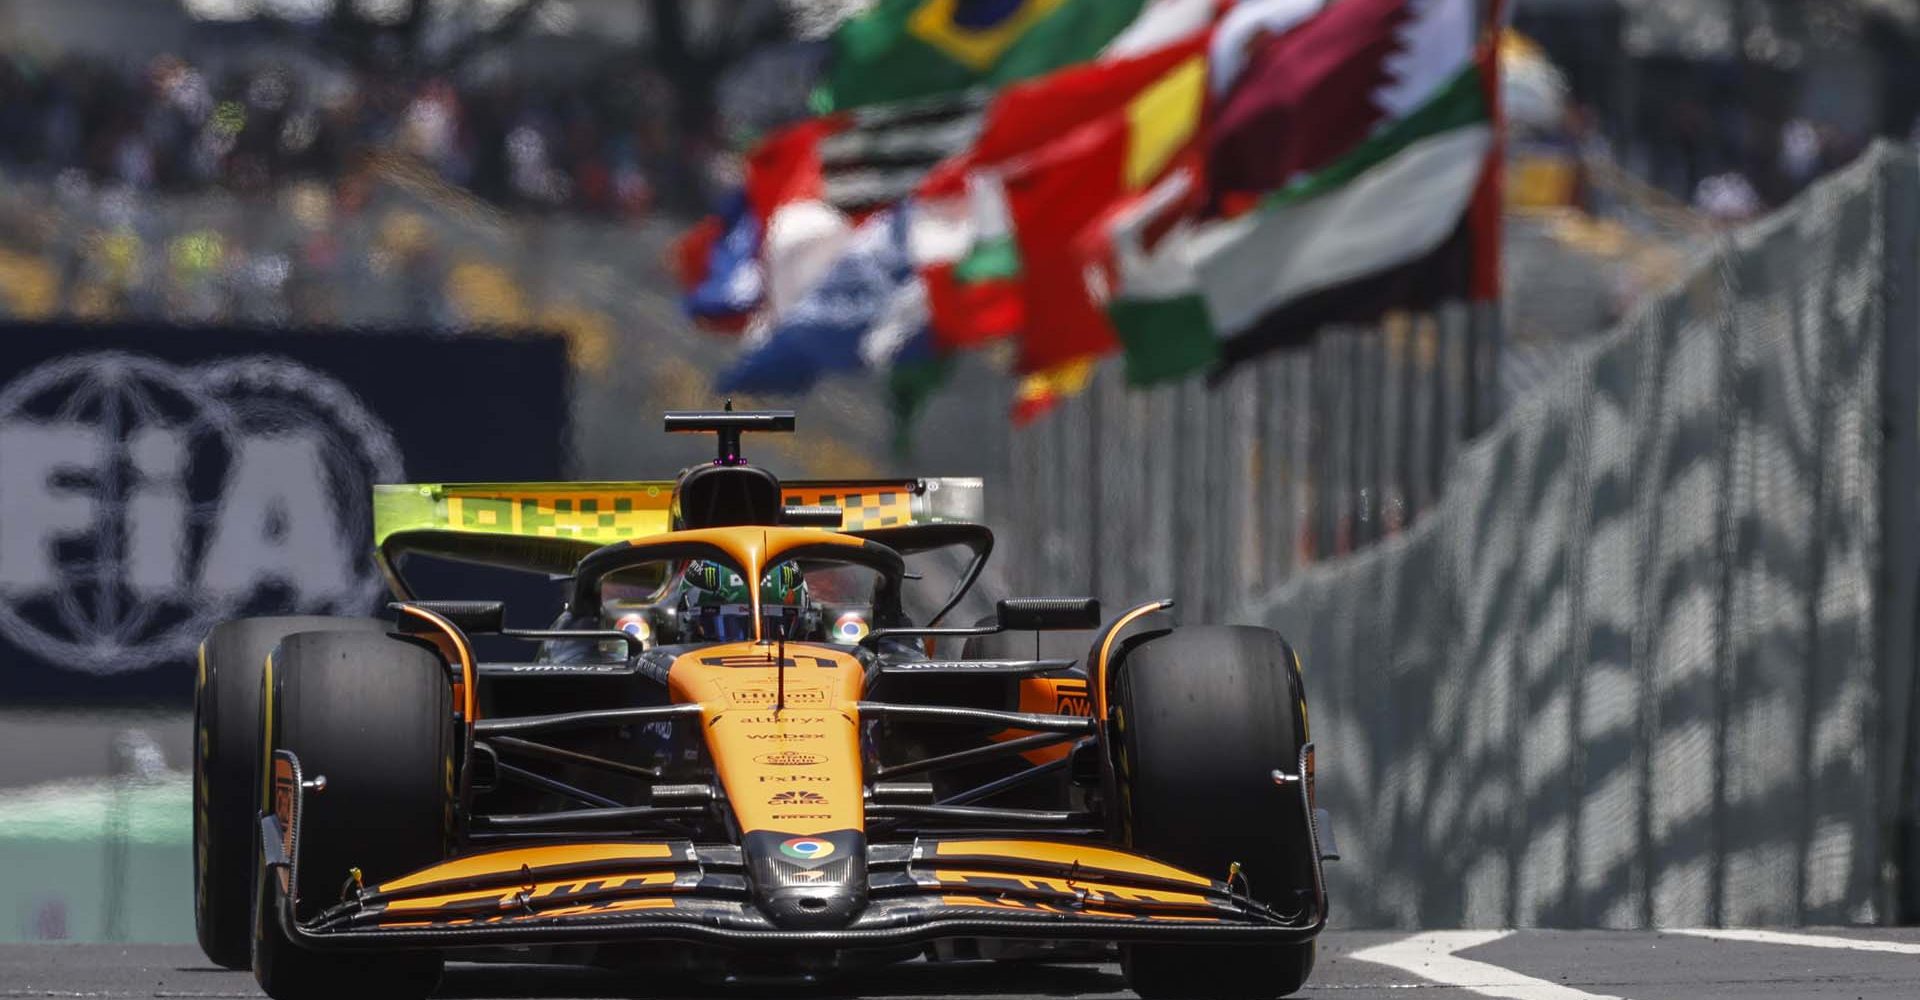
[920,33,1212,368]
[1087,0,1494,384]
[917,164,1026,347]
[912,30,1211,355]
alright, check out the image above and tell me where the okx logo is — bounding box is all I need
[0,352,402,672]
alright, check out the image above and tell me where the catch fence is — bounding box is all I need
[1002,142,1920,927]
[999,303,1500,625]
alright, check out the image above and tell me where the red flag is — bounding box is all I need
[924,260,1026,344]
[912,34,1211,357]
[971,36,1208,163]
[1001,118,1132,373]
[670,215,723,295]
[996,42,1211,373]
[913,159,1027,347]
[745,117,841,223]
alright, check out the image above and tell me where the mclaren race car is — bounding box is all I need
[192,410,1333,999]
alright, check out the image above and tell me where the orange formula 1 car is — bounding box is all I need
[191,410,1334,1000]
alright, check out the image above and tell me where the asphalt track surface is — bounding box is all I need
[8,928,1920,999]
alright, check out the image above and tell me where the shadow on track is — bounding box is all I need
[435,959,1124,999]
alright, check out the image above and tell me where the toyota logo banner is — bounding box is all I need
[0,322,568,704]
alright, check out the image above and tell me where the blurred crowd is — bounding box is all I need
[1512,1,1920,227]
[2,2,1916,356]
[1522,86,1883,228]
[0,50,717,220]
[1633,87,1885,225]
[0,160,657,358]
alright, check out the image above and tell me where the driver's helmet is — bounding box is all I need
[680,560,807,641]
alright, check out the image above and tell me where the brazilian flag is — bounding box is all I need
[823,0,1147,111]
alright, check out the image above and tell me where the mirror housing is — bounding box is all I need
[394,600,505,635]
[996,597,1102,632]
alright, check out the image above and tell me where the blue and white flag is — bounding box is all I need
[686,189,765,328]
[717,205,916,395]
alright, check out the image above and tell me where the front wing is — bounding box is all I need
[264,753,1327,952]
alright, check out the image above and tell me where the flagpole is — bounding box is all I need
[1465,0,1508,434]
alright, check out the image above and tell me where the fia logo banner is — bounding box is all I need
[0,352,401,672]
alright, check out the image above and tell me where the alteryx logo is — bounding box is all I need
[0,352,402,673]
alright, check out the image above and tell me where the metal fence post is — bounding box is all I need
[1881,149,1920,923]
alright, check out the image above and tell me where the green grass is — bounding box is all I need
[0,774,192,943]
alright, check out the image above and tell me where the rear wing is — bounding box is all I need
[372,478,984,548]
[371,479,985,598]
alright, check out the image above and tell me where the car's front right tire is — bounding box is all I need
[251,629,452,1000]
[194,616,386,969]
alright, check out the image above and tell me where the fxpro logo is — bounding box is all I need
[0,352,402,673]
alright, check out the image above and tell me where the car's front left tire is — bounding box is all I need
[1110,625,1319,999]
[251,629,452,1000]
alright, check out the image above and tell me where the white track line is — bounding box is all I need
[1347,931,1627,1000]
[1667,927,1920,955]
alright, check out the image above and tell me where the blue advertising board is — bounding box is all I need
[0,322,570,704]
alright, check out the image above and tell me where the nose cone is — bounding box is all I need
[759,885,866,929]
[745,831,867,929]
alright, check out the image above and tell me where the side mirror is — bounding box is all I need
[996,598,1102,632]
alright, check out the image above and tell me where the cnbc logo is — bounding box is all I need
[0,352,402,672]
[770,790,826,805]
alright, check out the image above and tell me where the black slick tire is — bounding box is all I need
[193,616,384,969]
[1111,625,1317,1000]
[251,629,451,1000]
